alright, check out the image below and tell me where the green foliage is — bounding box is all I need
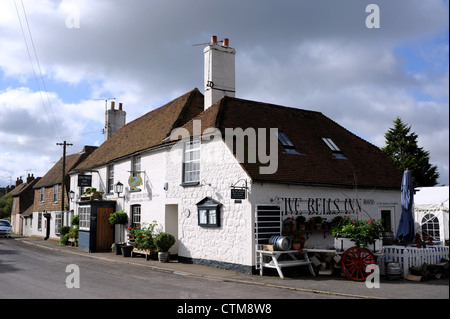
[71,215,79,226]
[59,226,71,236]
[332,217,384,248]
[0,194,13,219]
[154,232,176,252]
[381,117,439,186]
[133,221,158,250]
[109,210,128,225]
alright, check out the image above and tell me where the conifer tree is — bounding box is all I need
[381,117,439,186]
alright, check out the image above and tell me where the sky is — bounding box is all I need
[0,0,448,187]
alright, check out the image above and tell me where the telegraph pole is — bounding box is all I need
[57,141,73,227]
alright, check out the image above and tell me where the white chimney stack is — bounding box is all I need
[204,35,236,110]
[105,101,126,141]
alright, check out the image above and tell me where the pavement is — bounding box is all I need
[14,236,449,299]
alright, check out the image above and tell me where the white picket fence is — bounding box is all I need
[379,245,449,278]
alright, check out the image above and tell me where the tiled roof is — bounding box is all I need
[74,88,204,171]
[34,146,97,188]
[73,88,401,189]
[180,96,402,189]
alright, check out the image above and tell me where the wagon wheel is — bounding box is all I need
[341,247,375,281]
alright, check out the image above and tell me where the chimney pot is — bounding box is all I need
[119,103,123,111]
[211,35,217,44]
[111,101,115,110]
[223,38,229,47]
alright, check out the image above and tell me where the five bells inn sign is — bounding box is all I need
[275,196,377,216]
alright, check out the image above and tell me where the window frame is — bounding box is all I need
[182,139,201,186]
[40,187,45,203]
[322,137,347,159]
[196,197,221,227]
[276,131,302,155]
[78,206,91,230]
[131,204,141,228]
[53,184,59,203]
[55,212,62,234]
[107,165,114,194]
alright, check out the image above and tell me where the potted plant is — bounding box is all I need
[291,230,306,250]
[154,232,176,263]
[109,210,128,255]
[282,217,295,235]
[415,232,423,248]
[332,217,384,252]
[296,215,306,230]
[313,216,323,230]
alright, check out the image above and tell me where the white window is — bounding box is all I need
[38,212,42,230]
[40,187,45,203]
[55,212,62,234]
[78,206,91,230]
[133,156,141,176]
[131,205,141,228]
[421,213,440,241]
[53,185,59,203]
[107,165,114,193]
[183,139,200,184]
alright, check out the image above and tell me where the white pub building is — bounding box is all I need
[69,36,402,273]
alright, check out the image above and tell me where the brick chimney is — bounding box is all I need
[26,173,35,184]
[105,101,126,141]
[204,35,236,110]
[15,177,23,187]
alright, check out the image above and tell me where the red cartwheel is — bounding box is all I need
[341,247,376,281]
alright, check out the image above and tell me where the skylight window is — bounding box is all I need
[276,131,302,155]
[322,138,347,159]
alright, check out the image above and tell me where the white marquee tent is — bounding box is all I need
[414,186,449,244]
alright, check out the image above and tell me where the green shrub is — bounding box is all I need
[154,232,175,252]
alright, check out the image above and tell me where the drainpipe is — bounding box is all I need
[43,211,51,240]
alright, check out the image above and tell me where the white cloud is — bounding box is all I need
[0,0,448,186]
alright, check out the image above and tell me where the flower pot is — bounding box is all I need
[292,241,305,250]
[298,223,306,231]
[121,245,133,257]
[158,251,170,263]
[114,243,124,255]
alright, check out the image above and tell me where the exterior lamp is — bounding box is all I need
[115,181,124,198]
[69,190,75,202]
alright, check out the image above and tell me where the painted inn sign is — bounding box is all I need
[278,196,376,216]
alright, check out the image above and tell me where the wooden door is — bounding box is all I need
[96,207,114,251]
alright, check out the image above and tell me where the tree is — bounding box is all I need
[0,194,13,219]
[381,117,439,187]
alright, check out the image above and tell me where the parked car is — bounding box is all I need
[0,219,13,238]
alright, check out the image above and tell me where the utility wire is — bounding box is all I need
[14,0,62,140]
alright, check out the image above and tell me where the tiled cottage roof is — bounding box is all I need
[180,96,402,189]
[34,146,97,188]
[74,88,204,171]
[73,88,401,189]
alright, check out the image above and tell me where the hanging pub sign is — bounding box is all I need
[128,173,143,190]
[78,174,92,187]
[231,188,246,200]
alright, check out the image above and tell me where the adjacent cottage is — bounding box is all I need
[24,146,97,239]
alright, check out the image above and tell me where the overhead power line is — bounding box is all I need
[14,0,62,140]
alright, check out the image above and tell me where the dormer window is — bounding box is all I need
[276,131,301,155]
[322,138,347,159]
